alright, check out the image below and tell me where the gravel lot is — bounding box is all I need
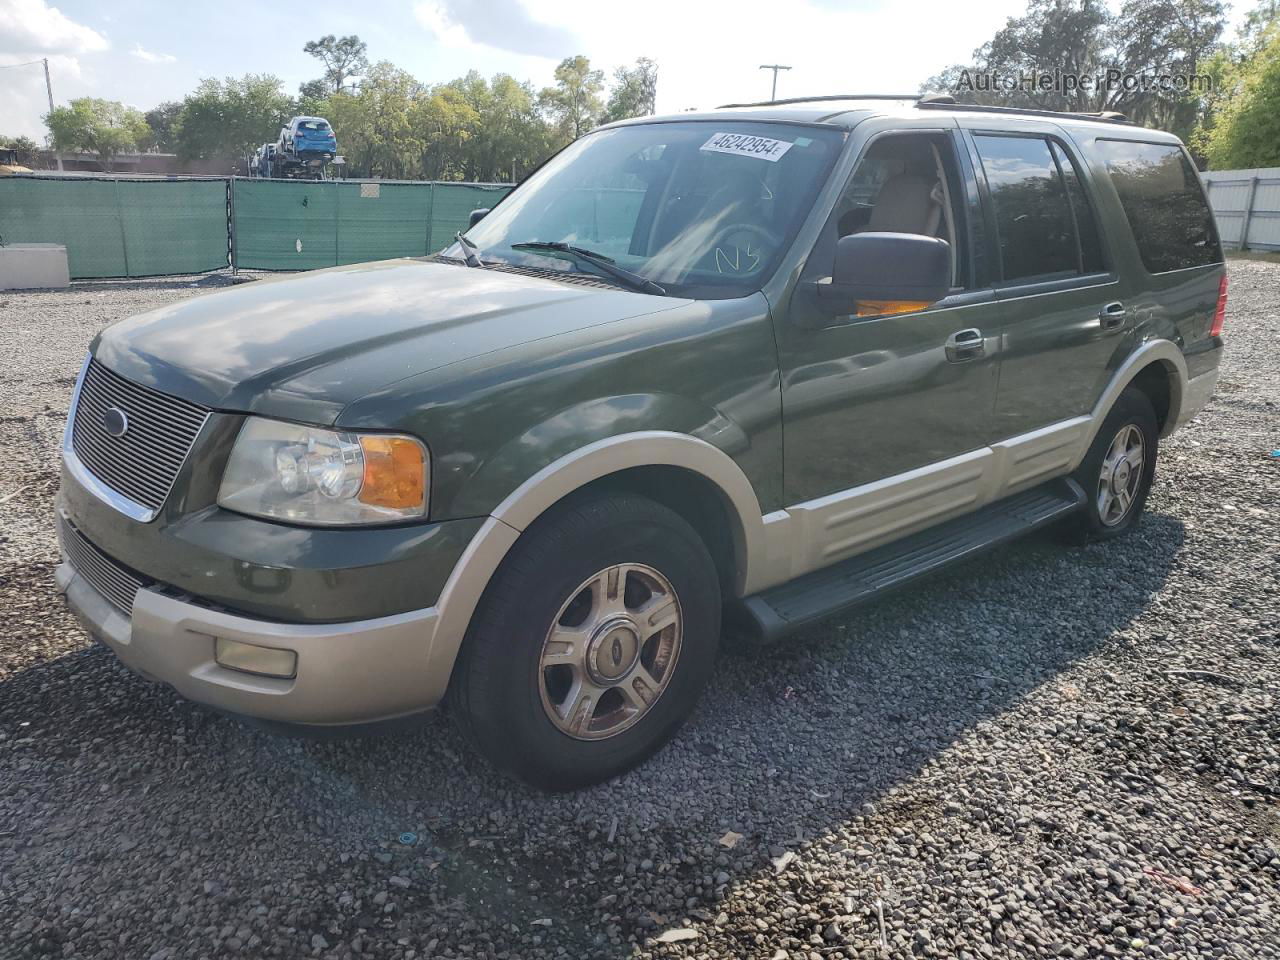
[1,263,1277,960]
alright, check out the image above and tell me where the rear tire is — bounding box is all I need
[1062,386,1159,543]
[449,492,721,790]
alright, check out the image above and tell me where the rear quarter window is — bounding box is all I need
[1095,140,1222,273]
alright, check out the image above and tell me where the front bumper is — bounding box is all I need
[56,555,444,725]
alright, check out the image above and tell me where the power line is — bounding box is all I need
[0,58,48,69]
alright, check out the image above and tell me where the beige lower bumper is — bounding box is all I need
[56,560,445,726]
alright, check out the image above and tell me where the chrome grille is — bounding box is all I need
[70,358,210,515]
[59,518,148,616]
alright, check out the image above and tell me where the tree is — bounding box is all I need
[44,98,150,170]
[317,62,423,179]
[426,71,548,181]
[0,135,40,167]
[603,58,658,123]
[1113,0,1225,137]
[414,84,481,181]
[174,75,294,167]
[143,101,183,152]
[1206,26,1280,167]
[484,74,550,180]
[539,55,604,142]
[296,79,331,116]
[1239,0,1280,53]
[922,0,1226,138]
[303,34,369,95]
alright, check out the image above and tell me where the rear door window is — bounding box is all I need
[973,135,1080,283]
[1094,140,1222,273]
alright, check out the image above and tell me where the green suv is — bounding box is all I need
[56,96,1225,789]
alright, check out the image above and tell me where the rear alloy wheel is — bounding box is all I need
[1063,386,1158,542]
[1095,423,1145,527]
[449,493,720,790]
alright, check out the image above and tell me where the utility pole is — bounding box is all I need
[43,58,64,172]
[759,64,791,102]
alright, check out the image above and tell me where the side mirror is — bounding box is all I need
[468,208,491,228]
[815,232,951,315]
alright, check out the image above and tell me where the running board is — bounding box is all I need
[735,478,1086,644]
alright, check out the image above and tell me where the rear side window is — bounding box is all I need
[974,135,1081,283]
[1095,140,1222,273]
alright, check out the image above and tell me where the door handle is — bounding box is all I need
[945,328,985,362]
[1098,301,1127,330]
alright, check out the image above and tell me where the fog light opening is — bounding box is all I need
[214,638,298,679]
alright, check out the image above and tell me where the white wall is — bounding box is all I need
[1202,168,1280,251]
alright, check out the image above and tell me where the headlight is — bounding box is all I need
[218,418,428,525]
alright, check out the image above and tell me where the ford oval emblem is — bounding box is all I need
[102,407,129,437]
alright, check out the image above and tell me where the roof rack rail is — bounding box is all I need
[717,94,923,109]
[914,99,1133,124]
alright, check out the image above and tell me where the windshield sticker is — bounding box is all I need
[700,132,794,162]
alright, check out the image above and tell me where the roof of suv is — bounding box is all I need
[607,95,1180,141]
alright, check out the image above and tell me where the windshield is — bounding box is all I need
[452,121,845,298]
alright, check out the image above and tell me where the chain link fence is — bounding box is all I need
[0,176,514,279]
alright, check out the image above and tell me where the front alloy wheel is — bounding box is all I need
[449,492,720,790]
[540,563,682,740]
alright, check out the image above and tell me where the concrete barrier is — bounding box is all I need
[0,243,71,290]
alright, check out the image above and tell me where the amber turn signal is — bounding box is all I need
[358,436,426,510]
[855,299,933,318]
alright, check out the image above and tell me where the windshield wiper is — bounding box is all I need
[454,231,484,268]
[510,241,666,296]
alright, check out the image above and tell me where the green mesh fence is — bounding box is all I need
[0,176,514,279]
[425,182,513,251]
[232,179,513,271]
[0,176,229,278]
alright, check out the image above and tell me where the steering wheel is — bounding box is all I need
[703,223,775,275]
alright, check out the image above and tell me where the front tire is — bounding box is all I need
[1063,386,1159,542]
[449,493,721,790]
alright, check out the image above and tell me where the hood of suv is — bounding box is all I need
[93,259,681,424]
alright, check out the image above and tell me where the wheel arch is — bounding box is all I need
[1084,340,1188,455]
[420,432,768,704]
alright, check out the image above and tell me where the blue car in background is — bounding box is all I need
[258,117,337,179]
[283,117,337,157]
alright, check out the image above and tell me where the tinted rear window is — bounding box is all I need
[974,134,1080,282]
[1095,140,1222,273]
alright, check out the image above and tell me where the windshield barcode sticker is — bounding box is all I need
[700,132,794,162]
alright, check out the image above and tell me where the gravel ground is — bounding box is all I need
[1,264,1277,960]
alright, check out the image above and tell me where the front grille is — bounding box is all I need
[70,358,210,514]
[59,518,148,616]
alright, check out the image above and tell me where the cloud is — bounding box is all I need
[0,0,101,139]
[0,0,108,56]
[414,0,578,60]
[130,43,176,64]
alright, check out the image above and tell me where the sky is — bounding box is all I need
[0,0,1256,143]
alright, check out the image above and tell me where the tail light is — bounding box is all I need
[1210,274,1227,337]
